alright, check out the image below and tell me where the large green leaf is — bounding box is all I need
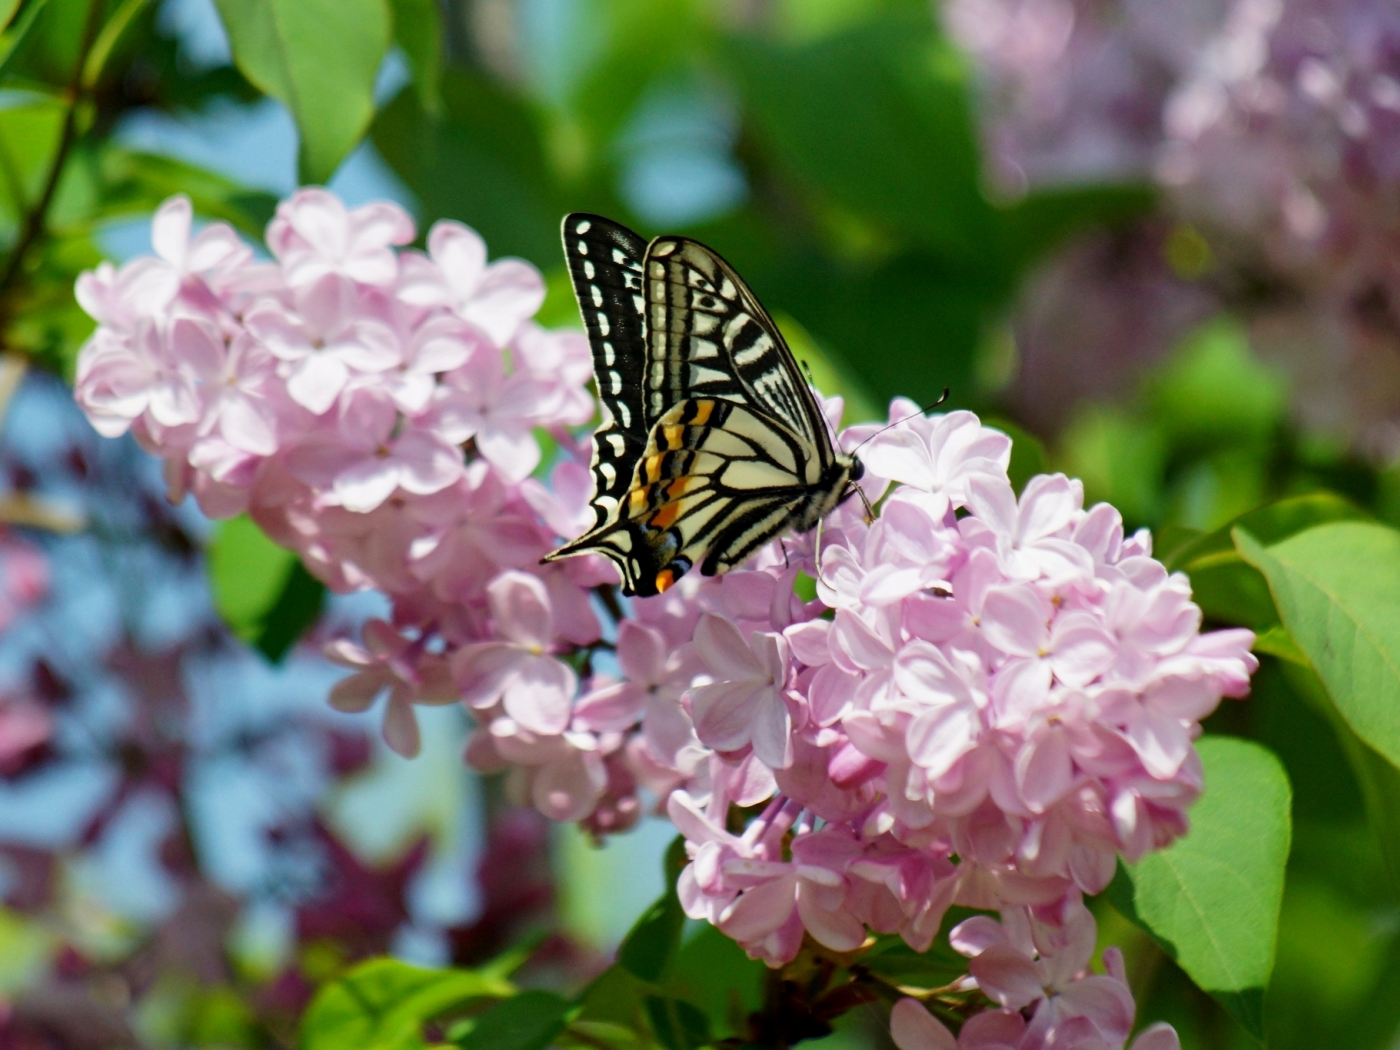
[211,0,390,183]
[1235,521,1400,770]
[371,71,558,266]
[732,12,991,263]
[300,957,514,1050]
[1108,737,1291,1040]
[207,515,325,663]
[97,148,278,239]
[389,0,441,113]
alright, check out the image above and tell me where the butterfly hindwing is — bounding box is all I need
[562,213,649,526]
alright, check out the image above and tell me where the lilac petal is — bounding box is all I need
[329,669,389,712]
[695,613,762,681]
[487,570,554,648]
[797,884,866,951]
[905,702,978,777]
[465,259,546,345]
[966,473,1019,537]
[430,221,487,296]
[329,318,401,372]
[574,681,647,732]
[333,456,400,513]
[287,353,349,414]
[991,658,1053,720]
[1049,612,1117,687]
[894,641,970,706]
[719,874,797,941]
[980,585,1049,658]
[889,999,957,1050]
[830,610,891,673]
[152,195,192,263]
[1016,474,1080,543]
[949,915,1010,956]
[532,749,605,822]
[475,426,540,483]
[1126,707,1191,779]
[1054,975,1135,1041]
[617,620,666,683]
[382,690,422,757]
[751,690,794,770]
[968,945,1045,1010]
[502,654,576,735]
[392,432,465,495]
[957,1008,1026,1049]
[217,392,278,455]
[451,642,524,707]
[169,317,225,379]
[1016,731,1074,812]
[689,680,765,752]
[785,619,832,667]
[1130,1023,1182,1050]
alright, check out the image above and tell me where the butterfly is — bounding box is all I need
[543,213,865,597]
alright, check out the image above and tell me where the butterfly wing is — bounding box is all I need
[641,237,836,466]
[553,397,819,596]
[561,213,650,528]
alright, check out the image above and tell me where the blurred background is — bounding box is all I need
[0,0,1398,1046]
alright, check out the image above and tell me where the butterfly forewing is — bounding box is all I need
[643,238,831,460]
[562,214,649,526]
[546,217,861,597]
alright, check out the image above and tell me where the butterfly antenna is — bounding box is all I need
[849,387,950,456]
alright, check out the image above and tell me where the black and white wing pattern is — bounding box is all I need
[560,214,649,527]
[640,236,832,461]
[545,218,864,598]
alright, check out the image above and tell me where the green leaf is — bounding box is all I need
[1235,521,1400,770]
[211,0,391,183]
[661,924,764,1040]
[0,0,21,31]
[80,0,153,90]
[0,94,65,222]
[389,0,441,113]
[732,12,992,263]
[300,957,514,1050]
[643,996,710,1050]
[0,0,47,81]
[1108,736,1291,1040]
[1166,492,1366,572]
[97,147,278,239]
[207,515,325,663]
[455,989,572,1050]
[1167,494,1368,631]
[371,70,558,266]
[617,836,687,983]
[1276,658,1400,901]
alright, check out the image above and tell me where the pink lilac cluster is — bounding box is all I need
[1159,0,1400,446]
[72,190,612,760]
[72,191,1254,1045]
[948,0,1400,443]
[888,895,1180,1050]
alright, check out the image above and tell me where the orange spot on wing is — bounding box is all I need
[663,425,685,449]
[650,501,682,530]
[666,477,692,499]
[655,569,676,592]
[628,487,649,515]
[645,455,664,483]
[691,400,714,426]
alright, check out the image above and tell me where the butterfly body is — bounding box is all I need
[545,214,863,597]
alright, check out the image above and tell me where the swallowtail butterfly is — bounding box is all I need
[543,213,865,597]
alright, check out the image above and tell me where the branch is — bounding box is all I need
[0,0,106,305]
